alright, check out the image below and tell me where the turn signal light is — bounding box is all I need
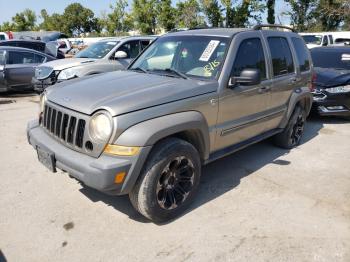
[114,172,126,184]
[104,144,140,156]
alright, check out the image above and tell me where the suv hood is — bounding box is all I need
[41,58,98,71]
[46,71,217,116]
[314,67,350,88]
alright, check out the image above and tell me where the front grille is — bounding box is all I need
[43,104,86,148]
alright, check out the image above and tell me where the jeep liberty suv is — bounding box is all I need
[27,25,313,223]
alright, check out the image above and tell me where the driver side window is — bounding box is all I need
[232,38,267,80]
[116,41,140,59]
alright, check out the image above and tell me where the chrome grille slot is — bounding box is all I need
[42,104,86,149]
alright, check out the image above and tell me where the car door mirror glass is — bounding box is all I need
[115,51,128,59]
[229,68,261,87]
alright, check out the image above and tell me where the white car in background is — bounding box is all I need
[301,31,350,49]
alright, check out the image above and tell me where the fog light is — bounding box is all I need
[114,172,126,184]
[104,144,140,156]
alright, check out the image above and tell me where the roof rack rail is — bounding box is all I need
[253,24,296,33]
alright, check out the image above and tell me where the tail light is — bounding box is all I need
[7,31,14,39]
[309,73,317,92]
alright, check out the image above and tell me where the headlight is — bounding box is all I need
[57,68,77,80]
[39,93,47,113]
[89,111,113,142]
[326,85,350,94]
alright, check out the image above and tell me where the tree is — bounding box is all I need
[39,9,64,31]
[176,0,204,28]
[106,0,129,34]
[157,0,176,31]
[314,0,350,31]
[12,9,37,31]
[284,0,317,31]
[0,22,14,32]
[267,0,275,24]
[132,0,158,34]
[201,0,223,27]
[221,0,264,27]
[61,3,99,36]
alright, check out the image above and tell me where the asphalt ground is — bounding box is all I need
[0,92,349,262]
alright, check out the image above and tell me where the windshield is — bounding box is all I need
[311,49,350,70]
[130,35,230,80]
[75,41,119,59]
[302,35,322,45]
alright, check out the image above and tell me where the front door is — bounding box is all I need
[0,50,6,91]
[215,32,273,151]
[114,40,141,69]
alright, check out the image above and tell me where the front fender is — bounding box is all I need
[115,111,211,160]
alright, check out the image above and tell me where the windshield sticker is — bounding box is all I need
[341,54,350,61]
[107,42,117,45]
[204,59,220,74]
[199,40,220,61]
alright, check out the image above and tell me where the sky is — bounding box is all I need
[0,0,291,25]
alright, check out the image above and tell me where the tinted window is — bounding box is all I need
[267,37,294,77]
[0,35,5,40]
[118,41,140,59]
[34,54,46,63]
[232,38,267,80]
[140,40,151,51]
[323,36,328,46]
[8,51,35,64]
[329,35,334,44]
[311,49,350,70]
[291,37,310,72]
[302,35,322,45]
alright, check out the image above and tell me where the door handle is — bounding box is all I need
[258,86,270,93]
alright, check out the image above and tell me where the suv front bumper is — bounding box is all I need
[27,120,152,195]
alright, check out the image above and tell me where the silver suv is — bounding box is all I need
[27,25,313,223]
[32,36,156,92]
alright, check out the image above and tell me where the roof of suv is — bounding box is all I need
[99,36,157,43]
[168,28,250,38]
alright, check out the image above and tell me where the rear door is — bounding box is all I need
[5,50,43,88]
[261,31,298,129]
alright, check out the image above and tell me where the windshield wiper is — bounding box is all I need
[164,68,188,79]
[130,67,148,74]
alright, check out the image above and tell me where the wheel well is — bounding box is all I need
[170,130,206,162]
[296,96,312,115]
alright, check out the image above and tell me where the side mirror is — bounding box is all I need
[115,51,128,59]
[229,68,261,87]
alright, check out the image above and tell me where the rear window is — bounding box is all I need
[267,37,294,77]
[302,35,322,45]
[291,37,310,72]
[0,35,5,40]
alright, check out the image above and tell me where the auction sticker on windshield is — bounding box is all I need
[199,40,220,61]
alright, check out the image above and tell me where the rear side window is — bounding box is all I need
[232,38,267,80]
[329,35,334,44]
[34,54,46,63]
[267,37,294,77]
[291,37,310,72]
[8,51,35,64]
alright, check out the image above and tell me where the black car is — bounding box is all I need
[0,40,65,59]
[0,46,56,92]
[310,47,350,119]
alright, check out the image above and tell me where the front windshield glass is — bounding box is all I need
[302,35,322,45]
[311,50,350,70]
[130,35,230,80]
[75,41,119,59]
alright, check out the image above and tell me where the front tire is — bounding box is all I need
[273,105,306,149]
[129,138,201,223]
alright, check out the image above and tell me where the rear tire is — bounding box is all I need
[273,105,306,149]
[129,138,201,223]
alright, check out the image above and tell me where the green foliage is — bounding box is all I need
[105,0,129,34]
[284,0,317,31]
[314,0,350,31]
[176,0,204,28]
[12,8,37,31]
[132,0,158,34]
[267,0,275,24]
[201,0,223,27]
[157,0,176,31]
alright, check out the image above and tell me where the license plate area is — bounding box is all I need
[37,146,56,172]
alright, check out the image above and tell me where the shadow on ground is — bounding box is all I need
[78,115,346,224]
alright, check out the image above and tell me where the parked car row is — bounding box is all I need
[0,35,155,93]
